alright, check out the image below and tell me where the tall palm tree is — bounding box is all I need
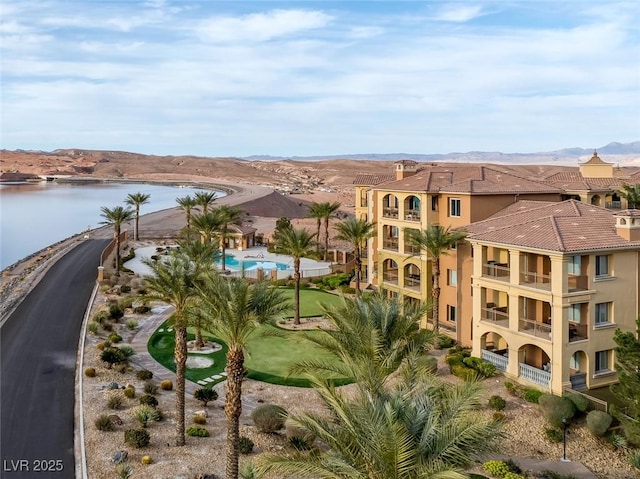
[307,202,325,254]
[621,183,640,209]
[273,226,316,325]
[191,211,223,245]
[176,195,197,240]
[321,201,341,261]
[406,224,467,333]
[194,190,217,214]
[124,192,150,240]
[142,251,212,446]
[334,217,376,295]
[292,292,435,394]
[256,370,503,478]
[99,205,135,276]
[197,275,289,479]
[213,205,243,271]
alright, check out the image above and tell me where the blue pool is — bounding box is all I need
[219,255,291,271]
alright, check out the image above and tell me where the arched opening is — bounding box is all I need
[404,263,421,290]
[569,350,588,390]
[382,258,399,285]
[590,194,601,206]
[382,194,399,218]
[480,332,508,371]
[403,195,421,221]
[518,344,551,388]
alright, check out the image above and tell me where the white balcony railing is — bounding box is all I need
[519,363,551,388]
[481,350,508,371]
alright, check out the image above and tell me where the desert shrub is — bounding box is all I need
[608,432,628,450]
[339,285,356,294]
[194,387,219,407]
[488,395,506,411]
[193,415,207,425]
[84,367,96,378]
[131,405,160,427]
[126,319,138,330]
[95,414,114,431]
[445,347,471,368]
[107,395,123,410]
[139,394,158,407]
[630,450,640,471]
[186,426,209,437]
[251,404,288,433]
[108,333,123,343]
[94,310,110,325]
[462,356,497,378]
[503,459,522,475]
[586,410,613,437]
[120,285,131,293]
[124,428,150,448]
[114,364,127,374]
[238,436,254,454]
[416,355,438,374]
[437,334,456,349]
[483,460,509,477]
[101,347,127,368]
[160,380,173,391]
[124,386,136,399]
[537,471,580,479]
[96,341,108,351]
[109,304,124,320]
[493,412,506,422]
[503,474,525,479]
[288,436,311,451]
[118,345,135,359]
[102,321,113,332]
[136,369,153,380]
[87,322,100,334]
[450,363,477,381]
[564,391,589,413]
[141,455,153,465]
[285,418,316,444]
[143,382,158,395]
[544,427,563,443]
[322,272,352,289]
[134,305,151,314]
[523,388,543,403]
[538,394,576,428]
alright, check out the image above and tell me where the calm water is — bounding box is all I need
[0,181,224,269]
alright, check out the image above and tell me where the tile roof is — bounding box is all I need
[353,173,396,186]
[464,200,640,252]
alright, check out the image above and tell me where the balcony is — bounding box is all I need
[404,275,421,291]
[483,261,510,281]
[519,318,551,340]
[383,207,399,219]
[404,243,420,255]
[519,363,551,388]
[382,238,399,251]
[480,306,509,328]
[520,270,550,290]
[481,349,508,372]
[569,322,588,342]
[383,269,399,285]
[568,274,589,292]
[605,201,621,210]
[404,209,421,221]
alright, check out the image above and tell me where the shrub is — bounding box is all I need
[288,436,311,451]
[194,387,219,407]
[95,414,114,431]
[523,389,543,403]
[450,363,477,381]
[120,285,132,293]
[101,347,127,368]
[115,364,127,374]
[493,412,506,422]
[193,415,207,425]
[416,355,438,374]
[107,395,123,410]
[134,305,151,314]
[538,471,581,479]
[118,345,135,358]
[96,341,108,351]
[124,386,136,399]
[630,450,640,471]
[108,333,123,343]
[139,394,158,407]
[437,334,456,349]
[544,427,563,443]
[285,418,316,444]
[84,367,96,378]
[608,432,628,450]
[131,405,160,427]
[538,394,576,428]
[483,460,510,477]
[339,285,356,294]
[462,356,496,378]
[124,428,150,448]
[503,459,522,475]
[586,410,612,437]
[186,426,209,437]
[238,436,254,454]
[488,395,506,411]
[141,455,153,465]
[87,322,100,334]
[109,304,124,320]
[160,380,173,391]
[322,272,352,289]
[564,391,589,413]
[251,404,288,433]
[136,369,153,380]
[93,310,110,325]
[143,382,158,395]
[126,319,138,330]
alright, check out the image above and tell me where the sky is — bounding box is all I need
[1,1,639,157]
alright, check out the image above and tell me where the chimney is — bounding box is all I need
[614,210,640,241]
[395,160,418,180]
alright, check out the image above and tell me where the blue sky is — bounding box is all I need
[1,1,638,157]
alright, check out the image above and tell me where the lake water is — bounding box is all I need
[0,181,225,269]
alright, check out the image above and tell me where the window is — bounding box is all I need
[431,196,438,211]
[569,352,581,370]
[447,305,457,322]
[595,302,612,326]
[448,269,458,286]
[595,350,611,373]
[449,198,461,217]
[595,255,609,277]
[568,304,581,323]
[360,190,368,207]
[568,256,581,275]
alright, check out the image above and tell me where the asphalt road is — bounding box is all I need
[1,238,109,478]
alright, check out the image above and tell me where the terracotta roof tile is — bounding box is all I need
[353,173,396,186]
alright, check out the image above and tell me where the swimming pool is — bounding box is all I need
[219,254,291,271]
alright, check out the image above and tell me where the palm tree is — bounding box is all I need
[213,205,243,271]
[406,224,467,333]
[124,192,150,240]
[334,217,376,295]
[256,370,503,478]
[621,183,640,209]
[191,211,223,245]
[142,250,212,446]
[292,291,435,394]
[321,201,341,261]
[176,195,197,240]
[273,226,316,325]
[194,190,217,214]
[307,202,325,254]
[196,275,289,479]
[99,205,135,276]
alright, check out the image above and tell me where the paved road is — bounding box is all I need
[1,238,109,478]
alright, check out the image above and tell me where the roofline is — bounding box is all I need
[466,238,640,255]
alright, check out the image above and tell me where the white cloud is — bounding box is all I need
[432,4,487,22]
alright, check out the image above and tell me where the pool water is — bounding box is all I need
[219,254,291,271]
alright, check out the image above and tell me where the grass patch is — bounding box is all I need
[278,288,343,318]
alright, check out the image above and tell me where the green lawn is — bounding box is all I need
[279,287,344,318]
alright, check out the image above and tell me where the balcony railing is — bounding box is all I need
[483,261,510,281]
[519,363,551,388]
[481,349,508,371]
[569,322,588,342]
[519,318,552,340]
[605,201,621,210]
[568,274,589,291]
[382,238,399,251]
[480,307,509,328]
[404,244,420,255]
[404,209,421,221]
[520,271,551,289]
[404,275,421,290]
[383,207,399,218]
[383,270,399,285]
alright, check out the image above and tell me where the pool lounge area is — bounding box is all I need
[123,245,333,280]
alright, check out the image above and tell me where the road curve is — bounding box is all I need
[1,238,109,478]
